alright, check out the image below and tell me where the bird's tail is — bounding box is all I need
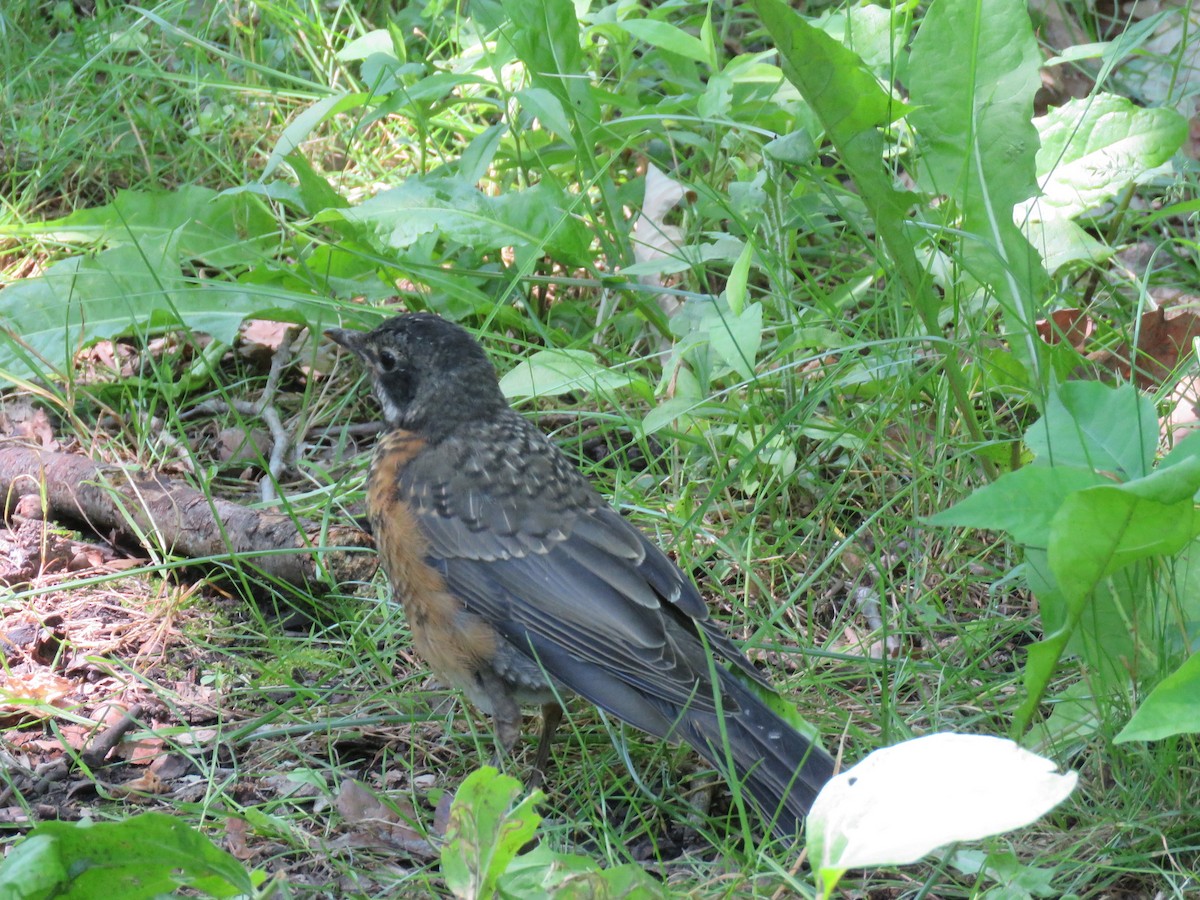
[682,672,835,839]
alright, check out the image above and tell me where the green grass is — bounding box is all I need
[2,0,1199,897]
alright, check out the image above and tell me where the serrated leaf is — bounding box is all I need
[0,186,277,269]
[0,242,330,382]
[321,177,592,265]
[751,0,926,311]
[501,0,598,134]
[908,0,1048,363]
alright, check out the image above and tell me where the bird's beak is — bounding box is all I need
[325,327,367,359]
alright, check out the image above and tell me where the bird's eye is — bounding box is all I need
[378,350,397,372]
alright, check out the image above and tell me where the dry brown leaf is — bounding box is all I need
[1090,305,1200,389]
[108,771,169,798]
[149,753,196,780]
[0,670,74,707]
[432,791,454,838]
[241,319,294,354]
[335,779,436,859]
[1036,308,1093,350]
[225,817,257,861]
[116,735,165,766]
[216,427,272,465]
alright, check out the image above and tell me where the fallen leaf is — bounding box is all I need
[225,816,257,861]
[0,670,75,707]
[629,163,691,320]
[335,778,437,858]
[1035,308,1093,349]
[108,770,170,798]
[808,734,1077,893]
[117,735,165,766]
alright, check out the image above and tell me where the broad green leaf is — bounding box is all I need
[1161,430,1200,470]
[909,1,1042,215]
[808,734,1076,898]
[1014,489,1200,732]
[442,767,543,900]
[925,465,1107,546]
[320,177,494,248]
[616,18,715,67]
[500,0,598,136]
[818,1,912,78]
[751,0,927,321]
[459,123,509,186]
[0,835,67,900]
[763,129,818,164]
[262,91,372,180]
[725,241,753,316]
[514,87,572,139]
[320,177,592,265]
[1023,213,1110,273]
[491,183,592,264]
[641,395,726,436]
[908,0,1048,373]
[284,151,350,213]
[499,348,648,400]
[1118,454,1200,505]
[1025,381,1156,480]
[1117,649,1200,742]
[498,843,661,898]
[946,848,1061,898]
[708,301,763,381]
[0,186,278,269]
[336,28,394,61]
[0,813,260,899]
[0,242,330,382]
[1028,94,1187,219]
[1048,487,1200,600]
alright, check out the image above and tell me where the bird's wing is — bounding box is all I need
[399,413,770,715]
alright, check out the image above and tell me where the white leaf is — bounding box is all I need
[629,164,690,318]
[808,734,1077,876]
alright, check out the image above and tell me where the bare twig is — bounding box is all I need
[183,328,300,502]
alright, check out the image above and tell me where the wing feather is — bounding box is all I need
[401,412,772,718]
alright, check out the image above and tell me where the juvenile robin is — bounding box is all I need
[327,313,835,837]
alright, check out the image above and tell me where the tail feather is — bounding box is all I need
[683,673,835,838]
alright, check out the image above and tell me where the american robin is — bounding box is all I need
[327,313,834,837]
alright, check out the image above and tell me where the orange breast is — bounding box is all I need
[367,430,497,690]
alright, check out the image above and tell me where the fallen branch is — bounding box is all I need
[0,442,376,592]
[81,703,145,769]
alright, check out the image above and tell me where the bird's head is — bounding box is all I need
[325,313,506,437]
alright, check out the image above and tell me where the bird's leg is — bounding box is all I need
[488,691,524,771]
[529,702,563,786]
